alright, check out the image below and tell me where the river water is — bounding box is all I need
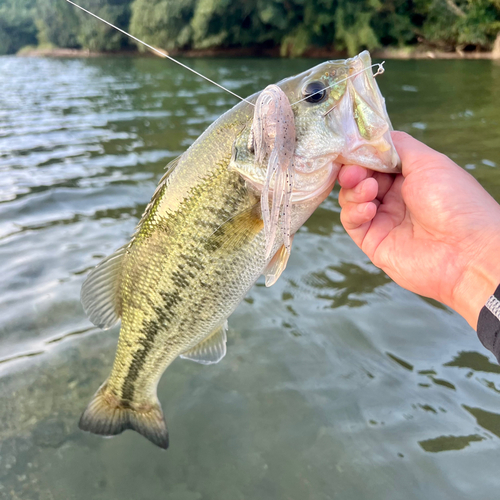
[0,55,499,500]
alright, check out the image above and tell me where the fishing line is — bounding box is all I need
[291,62,385,106]
[64,0,255,106]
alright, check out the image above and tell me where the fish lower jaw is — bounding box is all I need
[338,143,401,173]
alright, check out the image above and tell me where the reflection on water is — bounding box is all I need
[0,56,500,500]
[387,352,414,371]
[444,351,500,374]
[304,262,392,308]
[419,434,484,453]
[463,406,500,438]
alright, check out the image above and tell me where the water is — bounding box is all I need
[0,55,499,500]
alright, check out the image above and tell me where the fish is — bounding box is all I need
[78,50,401,449]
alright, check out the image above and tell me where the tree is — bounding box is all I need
[36,0,133,51]
[129,0,197,51]
[1,0,499,56]
[77,0,133,51]
[416,0,500,50]
[0,0,38,55]
[36,0,80,49]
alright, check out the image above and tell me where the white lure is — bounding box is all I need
[251,84,296,259]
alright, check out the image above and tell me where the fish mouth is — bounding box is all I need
[327,51,401,174]
[337,142,398,172]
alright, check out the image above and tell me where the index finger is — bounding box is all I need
[338,164,373,189]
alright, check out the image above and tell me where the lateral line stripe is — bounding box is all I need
[485,295,500,321]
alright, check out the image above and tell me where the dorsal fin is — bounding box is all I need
[81,246,126,330]
[180,321,228,365]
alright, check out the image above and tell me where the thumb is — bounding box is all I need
[391,131,449,177]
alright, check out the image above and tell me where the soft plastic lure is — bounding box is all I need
[250,84,296,259]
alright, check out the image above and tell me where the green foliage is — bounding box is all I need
[129,0,197,51]
[0,0,38,55]
[130,0,386,56]
[0,0,498,56]
[76,0,133,51]
[36,0,80,49]
[128,0,500,55]
[416,0,500,50]
[35,0,132,52]
[333,1,380,55]
[455,0,500,47]
[371,0,418,47]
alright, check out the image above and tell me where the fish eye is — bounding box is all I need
[302,81,328,104]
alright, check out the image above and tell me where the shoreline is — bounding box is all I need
[16,46,500,60]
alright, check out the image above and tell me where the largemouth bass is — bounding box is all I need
[79,51,401,449]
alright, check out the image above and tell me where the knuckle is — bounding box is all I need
[340,203,357,229]
[338,189,347,207]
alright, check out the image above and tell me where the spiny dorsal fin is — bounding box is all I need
[135,155,182,231]
[81,246,126,330]
[180,321,228,365]
[264,236,293,287]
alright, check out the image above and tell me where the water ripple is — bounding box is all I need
[1,55,500,500]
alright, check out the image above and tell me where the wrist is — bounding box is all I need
[450,230,500,329]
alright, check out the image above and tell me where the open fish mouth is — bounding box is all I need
[337,142,395,172]
[326,51,401,173]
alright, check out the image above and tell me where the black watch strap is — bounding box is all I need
[477,284,500,363]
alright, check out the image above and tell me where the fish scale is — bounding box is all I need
[113,165,263,401]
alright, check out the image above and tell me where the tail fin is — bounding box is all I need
[78,382,169,449]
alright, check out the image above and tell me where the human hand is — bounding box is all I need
[338,131,500,328]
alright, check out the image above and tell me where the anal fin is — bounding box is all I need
[180,321,228,365]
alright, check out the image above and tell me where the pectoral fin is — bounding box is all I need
[264,237,293,287]
[198,201,263,258]
[180,321,228,365]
